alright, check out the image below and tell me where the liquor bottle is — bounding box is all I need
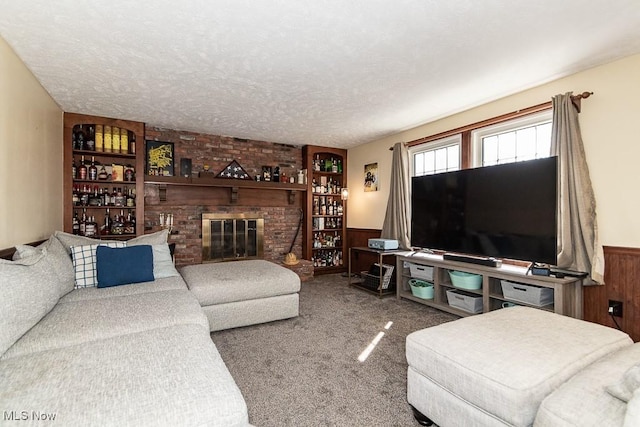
[112,126,121,153]
[103,125,112,153]
[80,184,90,206]
[110,211,124,235]
[124,211,135,234]
[72,185,80,206]
[273,167,280,183]
[337,159,343,173]
[95,125,103,152]
[332,158,338,173]
[114,188,125,207]
[72,212,80,235]
[85,125,95,151]
[88,156,98,180]
[84,216,98,237]
[110,188,116,206]
[325,157,333,172]
[314,155,321,172]
[103,187,110,207]
[120,128,128,154]
[72,158,77,179]
[126,188,135,207]
[78,155,88,180]
[101,208,111,235]
[124,165,134,181]
[75,125,85,151]
[130,132,136,154]
[79,209,88,236]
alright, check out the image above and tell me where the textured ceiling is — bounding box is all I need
[1,1,640,148]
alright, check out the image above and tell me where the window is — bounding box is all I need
[410,134,461,177]
[472,110,552,167]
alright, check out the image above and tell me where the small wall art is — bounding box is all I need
[146,140,174,176]
[364,162,378,192]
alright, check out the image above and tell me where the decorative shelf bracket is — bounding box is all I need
[231,187,239,204]
[288,190,296,205]
[159,185,168,202]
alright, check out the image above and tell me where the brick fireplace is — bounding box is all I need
[143,126,305,267]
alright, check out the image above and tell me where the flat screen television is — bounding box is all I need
[410,156,558,265]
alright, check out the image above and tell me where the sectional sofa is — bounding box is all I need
[0,230,253,426]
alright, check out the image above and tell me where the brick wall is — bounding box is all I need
[144,126,304,267]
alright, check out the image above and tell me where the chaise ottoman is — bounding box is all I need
[180,260,300,332]
[405,306,632,427]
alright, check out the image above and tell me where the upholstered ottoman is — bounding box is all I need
[180,260,300,332]
[405,306,632,427]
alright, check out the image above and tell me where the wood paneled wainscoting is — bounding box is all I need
[346,228,383,279]
[584,246,640,342]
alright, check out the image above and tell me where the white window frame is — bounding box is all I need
[409,134,462,177]
[471,110,552,167]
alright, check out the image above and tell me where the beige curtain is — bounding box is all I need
[381,142,411,249]
[551,93,604,284]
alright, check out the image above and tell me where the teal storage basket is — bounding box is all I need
[409,278,434,299]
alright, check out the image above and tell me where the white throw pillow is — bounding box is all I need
[71,242,126,288]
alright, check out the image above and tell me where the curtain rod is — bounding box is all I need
[390,91,593,150]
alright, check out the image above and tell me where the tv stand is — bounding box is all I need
[396,253,584,319]
[443,253,502,268]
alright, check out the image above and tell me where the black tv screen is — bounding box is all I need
[411,157,558,265]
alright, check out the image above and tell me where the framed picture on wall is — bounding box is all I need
[364,162,378,192]
[146,140,174,176]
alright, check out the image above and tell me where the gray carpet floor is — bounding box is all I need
[211,273,458,427]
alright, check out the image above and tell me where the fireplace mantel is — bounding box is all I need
[145,176,307,204]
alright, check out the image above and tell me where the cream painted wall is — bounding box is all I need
[0,37,63,248]
[347,53,640,249]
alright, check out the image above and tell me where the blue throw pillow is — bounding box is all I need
[96,245,154,288]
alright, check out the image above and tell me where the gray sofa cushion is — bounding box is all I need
[3,289,207,359]
[180,260,301,306]
[0,324,250,426]
[59,275,188,303]
[534,342,640,427]
[0,253,59,356]
[12,235,75,297]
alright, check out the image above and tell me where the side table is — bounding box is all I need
[348,246,402,298]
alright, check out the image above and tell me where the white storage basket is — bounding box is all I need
[446,289,483,314]
[408,263,434,281]
[501,280,554,307]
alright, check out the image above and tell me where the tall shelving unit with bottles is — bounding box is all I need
[63,113,145,238]
[302,145,347,275]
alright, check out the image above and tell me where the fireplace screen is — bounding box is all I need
[202,214,264,262]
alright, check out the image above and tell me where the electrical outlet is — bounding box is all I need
[608,300,623,317]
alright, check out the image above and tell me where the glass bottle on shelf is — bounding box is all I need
[120,128,129,154]
[88,156,98,181]
[104,125,112,153]
[72,212,80,235]
[84,216,98,237]
[78,155,88,180]
[71,158,77,179]
[95,125,103,152]
[112,126,121,153]
[101,208,111,235]
[85,125,95,151]
[110,211,124,235]
[75,125,85,150]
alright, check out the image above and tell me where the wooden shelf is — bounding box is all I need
[144,175,306,205]
[144,175,307,191]
[73,149,136,159]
